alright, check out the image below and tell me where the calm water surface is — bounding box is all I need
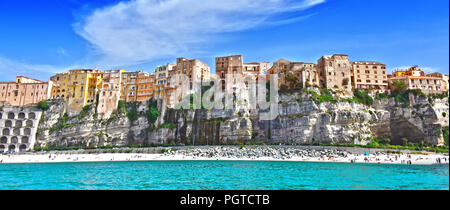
[0,161,448,190]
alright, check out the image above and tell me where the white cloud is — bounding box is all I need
[75,0,325,66]
[0,56,80,81]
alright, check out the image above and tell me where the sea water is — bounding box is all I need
[0,161,448,190]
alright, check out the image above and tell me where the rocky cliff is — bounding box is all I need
[34,89,449,149]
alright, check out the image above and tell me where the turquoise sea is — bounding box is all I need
[0,161,448,190]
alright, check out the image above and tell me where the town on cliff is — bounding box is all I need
[0,54,449,154]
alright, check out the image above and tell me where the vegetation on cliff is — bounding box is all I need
[38,101,50,111]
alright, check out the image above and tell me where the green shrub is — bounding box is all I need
[443,126,449,147]
[160,123,177,130]
[117,100,126,113]
[376,93,388,100]
[354,90,374,106]
[38,101,50,111]
[127,105,138,121]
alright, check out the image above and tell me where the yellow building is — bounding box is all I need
[50,69,103,114]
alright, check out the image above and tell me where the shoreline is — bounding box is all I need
[2,152,449,165]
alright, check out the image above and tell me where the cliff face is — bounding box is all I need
[35,91,449,149]
[35,100,152,149]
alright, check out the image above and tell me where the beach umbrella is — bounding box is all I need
[364,152,370,156]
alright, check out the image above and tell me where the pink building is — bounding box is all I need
[0,76,52,106]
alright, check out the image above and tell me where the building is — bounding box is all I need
[97,70,124,117]
[351,61,388,92]
[215,55,244,91]
[0,105,42,153]
[120,71,141,102]
[317,54,352,93]
[136,72,155,101]
[388,66,447,94]
[243,62,270,75]
[155,64,175,99]
[0,76,52,106]
[50,69,103,113]
[242,61,270,83]
[427,72,449,92]
[165,57,210,108]
[268,59,319,90]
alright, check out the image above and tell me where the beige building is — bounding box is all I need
[427,72,449,92]
[388,66,447,94]
[351,61,388,92]
[317,54,352,93]
[165,57,210,108]
[97,70,123,116]
[155,64,175,99]
[243,62,270,75]
[268,59,319,90]
[0,76,52,106]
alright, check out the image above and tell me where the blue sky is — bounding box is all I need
[0,0,448,81]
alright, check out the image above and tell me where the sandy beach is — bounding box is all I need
[1,147,449,165]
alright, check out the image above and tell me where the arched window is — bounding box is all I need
[18,112,26,119]
[21,136,29,144]
[5,120,12,127]
[8,145,16,153]
[2,128,10,136]
[11,136,18,144]
[13,128,21,135]
[1,136,7,144]
[28,112,36,119]
[24,128,31,135]
[15,120,23,128]
[7,112,15,119]
[19,144,27,152]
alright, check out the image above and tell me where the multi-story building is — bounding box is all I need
[120,71,141,102]
[268,59,319,89]
[136,72,155,101]
[317,54,352,93]
[216,55,244,91]
[351,61,388,92]
[165,57,210,108]
[0,76,52,106]
[427,72,449,92]
[155,64,175,99]
[388,66,447,94]
[50,69,103,113]
[97,70,124,116]
[243,61,270,81]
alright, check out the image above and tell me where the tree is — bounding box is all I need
[38,101,50,111]
[392,81,407,95]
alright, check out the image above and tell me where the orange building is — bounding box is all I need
[388,66,447,94]
[137,72,155,101]
[0,76,52,106]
